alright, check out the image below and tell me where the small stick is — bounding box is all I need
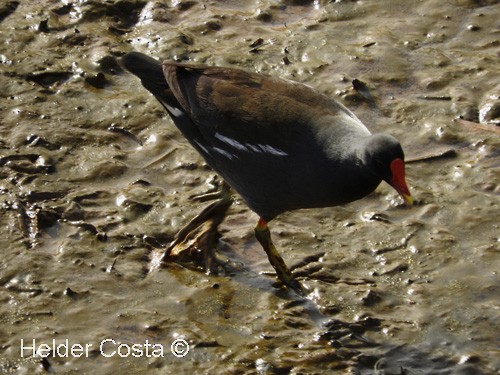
[406,148,457,163]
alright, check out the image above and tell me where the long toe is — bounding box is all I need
[285,276,307,297]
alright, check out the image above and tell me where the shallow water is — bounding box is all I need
[0,0,499,374]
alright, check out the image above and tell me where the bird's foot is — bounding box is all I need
[148,193,233,273]
[274,269,308,297]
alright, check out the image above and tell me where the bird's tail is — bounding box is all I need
[122,52,171,99]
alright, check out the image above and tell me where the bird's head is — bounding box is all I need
[362,134,413,206]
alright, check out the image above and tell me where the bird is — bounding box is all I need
[122,51,413,295]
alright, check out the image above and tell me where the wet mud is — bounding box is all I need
[0,1,499,374]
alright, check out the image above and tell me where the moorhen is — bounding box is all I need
[122,52,413,294]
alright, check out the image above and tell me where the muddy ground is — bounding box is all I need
[0,0,499,374]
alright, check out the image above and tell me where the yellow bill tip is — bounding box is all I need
[402,193,414,207]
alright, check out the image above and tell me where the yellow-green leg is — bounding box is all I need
[160,181,233,273]
[254,218,306,296]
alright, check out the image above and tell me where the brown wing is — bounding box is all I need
[161,62,357,149]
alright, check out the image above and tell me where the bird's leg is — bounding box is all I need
[254,218,306,296]
[167,182,232,252]
[157,181,233,273]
